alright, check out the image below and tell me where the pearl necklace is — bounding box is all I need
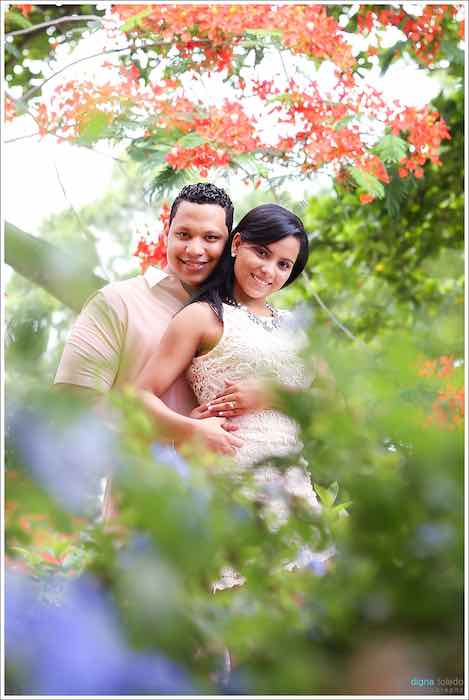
[228,299,281,330]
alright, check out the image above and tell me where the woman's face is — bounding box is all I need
[231,233,300,306]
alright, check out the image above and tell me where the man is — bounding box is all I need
[55,182,247,456]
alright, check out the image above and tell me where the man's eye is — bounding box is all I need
[206,235,220,242]
[177,232,189,238]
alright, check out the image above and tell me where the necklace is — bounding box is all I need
[228,299,281,330]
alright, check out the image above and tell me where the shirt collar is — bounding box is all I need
[144,266,170,288]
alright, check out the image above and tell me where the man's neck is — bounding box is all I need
[161,266,196,301]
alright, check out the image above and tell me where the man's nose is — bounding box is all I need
[185,237,204,256]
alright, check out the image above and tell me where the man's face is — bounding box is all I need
[164,201,229,287]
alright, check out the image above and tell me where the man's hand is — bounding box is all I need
[189,416,243,455]
[197,378,272,418]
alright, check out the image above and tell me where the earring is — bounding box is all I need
[231,251,236,258]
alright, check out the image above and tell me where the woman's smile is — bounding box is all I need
[250,272,271,288]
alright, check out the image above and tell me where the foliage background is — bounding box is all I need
[3,2,465,696]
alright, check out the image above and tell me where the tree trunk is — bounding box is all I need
[4,222,107,312]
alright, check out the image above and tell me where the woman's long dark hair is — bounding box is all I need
[187,203,310,321]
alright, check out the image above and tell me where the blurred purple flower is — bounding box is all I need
[6,570,195,695]
[414,522,454,557]
[151,443,190,479]
[7,406,115,516]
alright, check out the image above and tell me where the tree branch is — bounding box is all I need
[20,46,135,103]
[4,131,41,144]
[52,160,94,243]
[4,97,126,162]
[17,37,281,104]
[5,222,107,312]
[5,14,105,38]
[305,275,359,343]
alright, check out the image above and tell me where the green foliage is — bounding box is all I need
[76,110,112,145]
[373,134,408,164]
[349,166,385,199]
[5,307,463,693]
[5,5,106,96]
[302,83,463,340]
[119,7,152,33]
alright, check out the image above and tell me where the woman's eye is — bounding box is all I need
[177,232,189,239]
[279,262,291,271]
[256,248,267,257]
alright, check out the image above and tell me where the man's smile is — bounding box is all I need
[179,258,209,271]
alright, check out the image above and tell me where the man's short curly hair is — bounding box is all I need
[169,183,234,232]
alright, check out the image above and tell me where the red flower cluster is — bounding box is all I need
[428,385,464,429]
[360,153,390,183]
[16,4,34,16]
[166,144,230,177]
[133,237,167,273]
[112,4,355,73]
[133,202,169,272]
[5,95,16,122]
[418,355,464,430]
[7,4,456,204]
[357,5,460,66]
[419,355,456,379]
[391,106,451,177]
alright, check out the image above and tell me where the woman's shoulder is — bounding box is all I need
[178,301,220,325]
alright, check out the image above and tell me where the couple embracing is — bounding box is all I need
[55,182,333,576]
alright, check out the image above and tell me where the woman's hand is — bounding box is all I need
[197,379,273,418]
[188,415,243,455]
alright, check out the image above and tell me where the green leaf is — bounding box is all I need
[379,40,407,75]
[373,135,408,164]
[120,8,152,32]
[147,165,196,200]
[314,482,339,508]
[334,116,355,131]
[231,152,267,177]
[244,28,283,40]
[384,166,417,218]
[349,167,385,199]
[24,32,51,60]
[177,133,206,148]
[77,111,110,145]
[6,11,33,30]
[328,480,339,504]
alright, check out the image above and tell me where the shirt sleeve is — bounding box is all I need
[54,291,126,393]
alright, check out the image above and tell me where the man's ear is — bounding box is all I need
[231,232,241,256]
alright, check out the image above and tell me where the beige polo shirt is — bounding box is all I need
[54,267,197,416]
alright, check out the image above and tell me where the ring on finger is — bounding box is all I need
[229,401,236,410]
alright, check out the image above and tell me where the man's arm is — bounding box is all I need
[54,291,123,393]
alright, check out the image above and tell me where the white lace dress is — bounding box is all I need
[187,303,333,589]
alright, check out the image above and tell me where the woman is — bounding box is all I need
[139,204,333,583]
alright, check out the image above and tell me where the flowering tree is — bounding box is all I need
[6,4,460,193]
[5,2,463,307]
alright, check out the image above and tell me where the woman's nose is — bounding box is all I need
[260,259,275,276]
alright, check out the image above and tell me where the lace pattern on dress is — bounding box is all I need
[186,303,332,587]
[188,304,308,468]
